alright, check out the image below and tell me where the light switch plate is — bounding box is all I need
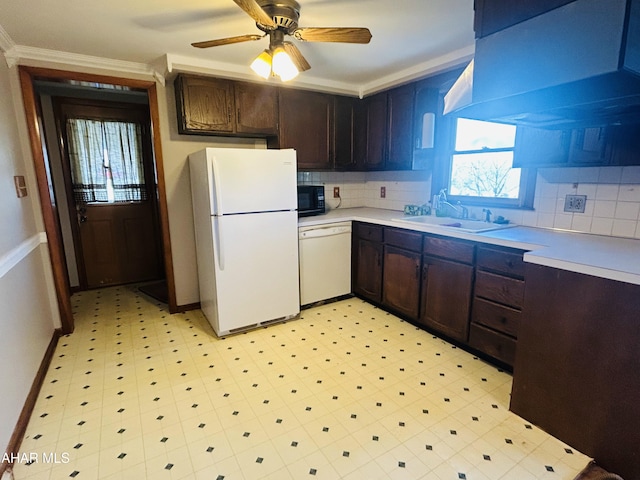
[14,175,27,198]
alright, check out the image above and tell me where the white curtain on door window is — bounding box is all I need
[67,118,146,203]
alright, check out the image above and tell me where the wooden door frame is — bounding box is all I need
[18,66,177,333]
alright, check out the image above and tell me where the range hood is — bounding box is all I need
[445,0,640,128]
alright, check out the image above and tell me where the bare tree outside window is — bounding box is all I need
[449,119,520,199]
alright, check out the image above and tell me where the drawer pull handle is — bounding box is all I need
[500,317,507,324]
[506,260,514,268]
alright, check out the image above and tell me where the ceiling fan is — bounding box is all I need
[191,0,372,81]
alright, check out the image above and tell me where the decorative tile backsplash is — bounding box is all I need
[299,166,640,239]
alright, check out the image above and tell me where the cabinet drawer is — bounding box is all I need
[423,236,475,264]
[477,246,525,278]
[472,297,521,337]
[475,270,524,308]
[469,323,517,366]
[355,223,383,242]
[384,228,422,252]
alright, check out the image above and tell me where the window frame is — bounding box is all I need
[435,115,536,210]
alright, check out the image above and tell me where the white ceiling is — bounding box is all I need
[0,0,475,95]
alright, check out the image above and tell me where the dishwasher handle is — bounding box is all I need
[299,226,352,239]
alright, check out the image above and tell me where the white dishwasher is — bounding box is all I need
[298,221,352,306]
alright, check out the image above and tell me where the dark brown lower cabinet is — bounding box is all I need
[511,264,640,480]
[419,256,474,342]
[382,245,421,319]
[352,223,383,303]
[468,246,526,367]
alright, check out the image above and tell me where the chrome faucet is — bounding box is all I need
[436,189,469,219]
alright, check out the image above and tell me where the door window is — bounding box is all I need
[66,118,147,203]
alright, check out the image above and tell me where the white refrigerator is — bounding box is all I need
[189,148,300,336]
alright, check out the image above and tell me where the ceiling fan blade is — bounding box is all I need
[191,34,263,48]
[283,42,311,72]
[293,27,372,44]
[232,0,276,28]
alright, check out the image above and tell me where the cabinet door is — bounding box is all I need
[413,83,439,170]
[512,126,571,167]
[419,256,474,342]
[278,89,333,170]
[334,95,357,170]
[353,238,383,303]
[386,84,415,170]
[382,245,421,319]
[568,127,610,165]
[363,92,388,170]
[234,82,279,135]
[610,123,640,166]
[175,75,234,134]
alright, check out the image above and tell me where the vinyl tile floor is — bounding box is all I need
[13,285,591,480]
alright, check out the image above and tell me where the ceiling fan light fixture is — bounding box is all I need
[272,46,299,81]
[250,49,273,79]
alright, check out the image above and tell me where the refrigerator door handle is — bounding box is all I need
[213,217,225,271]
[207,154,224,215]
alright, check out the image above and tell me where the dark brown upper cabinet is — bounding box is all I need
[386,84,416,171]
[473,0,576,38]
[412,82,439,170]
[175,75,234,134]
[174,73,456,171]
[355,84,416,171]
[513,124,640,168]
[175,74,278,136]
[333,95,358,170]
[273,88,333,171]
[357,92,388,170]
[234,81,279,136]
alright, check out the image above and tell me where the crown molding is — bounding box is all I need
[161,53,361,96]
[1,36,473,96]
[0,24,16,66]
[3,45,164,84]
[360,43,475,97]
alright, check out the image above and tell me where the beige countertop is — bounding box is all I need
[299,207,640,286]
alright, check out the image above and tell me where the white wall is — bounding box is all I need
[156,80,267,306]
[0,58,59,459]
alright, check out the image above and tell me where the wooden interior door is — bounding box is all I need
[78,201,162,287]
[57,99,163,289]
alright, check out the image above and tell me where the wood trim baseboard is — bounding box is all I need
[0,329,61,475]
[176,302,201,313]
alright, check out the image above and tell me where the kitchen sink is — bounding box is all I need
[392,216,515,233]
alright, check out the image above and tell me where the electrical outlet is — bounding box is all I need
[333,186,340,198]
[564,194,587,213]
[380,186,386,198]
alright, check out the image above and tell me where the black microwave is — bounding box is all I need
[297,185,325,217]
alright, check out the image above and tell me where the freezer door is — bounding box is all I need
[205,148,297,214]
[211,210,300,334]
